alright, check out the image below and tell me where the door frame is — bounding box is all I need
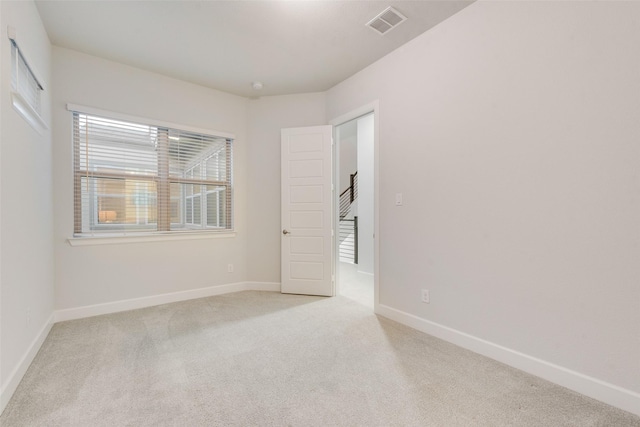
[330,101,380,309]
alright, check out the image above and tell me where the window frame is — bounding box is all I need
[68,104,234,239]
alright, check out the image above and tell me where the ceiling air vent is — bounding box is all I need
[366,6,407,35]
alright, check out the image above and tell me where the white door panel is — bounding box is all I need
[281,126,333,296]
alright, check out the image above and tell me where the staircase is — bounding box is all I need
[339,172,358,264]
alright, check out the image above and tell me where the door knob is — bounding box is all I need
[282,229,290,235]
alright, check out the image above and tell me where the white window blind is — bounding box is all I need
[9,35,46,132]
[72,111,233,236]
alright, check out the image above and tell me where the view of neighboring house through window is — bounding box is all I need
[72,111,233,236]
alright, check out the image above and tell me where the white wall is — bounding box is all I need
[356,114,374,276]
[52,47,248,310]
[0,0,54,409]
[327,0,640,412]
[246,93,326,283]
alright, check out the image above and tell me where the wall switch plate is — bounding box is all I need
[421,289,430,304]
[395,193,403,206]
[227,264,234,273]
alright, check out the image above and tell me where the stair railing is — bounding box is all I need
[338,216,358,264]
[339,171,358,219]
[338,171,358,264]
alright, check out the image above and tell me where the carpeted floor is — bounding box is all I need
[1,289,639,426]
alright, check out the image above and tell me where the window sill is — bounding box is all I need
[12,91,47,134]
[67,231,236,247]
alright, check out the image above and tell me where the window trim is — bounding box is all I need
[67,231,237,247]
[68,104,235,239]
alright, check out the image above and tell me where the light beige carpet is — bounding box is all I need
[1,290,639,426]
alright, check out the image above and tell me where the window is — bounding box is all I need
[9,34,46,131]
[72,110,233,236]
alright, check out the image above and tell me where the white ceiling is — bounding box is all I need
[35,0,474,98]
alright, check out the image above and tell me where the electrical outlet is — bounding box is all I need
[227,264,234,273]
[421,289,430,304]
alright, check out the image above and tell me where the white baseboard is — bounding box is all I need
[1,314,54,415]
[55,281,282,323]
[375,304,640,417]
[244,281,281,292]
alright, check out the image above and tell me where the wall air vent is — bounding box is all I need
[366,6,407,35]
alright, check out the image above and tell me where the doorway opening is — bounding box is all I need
[334,112,374,307]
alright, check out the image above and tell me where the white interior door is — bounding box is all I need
[281,126,333,296]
